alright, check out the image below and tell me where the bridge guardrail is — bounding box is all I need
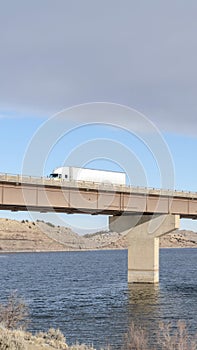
[0,172,197,198]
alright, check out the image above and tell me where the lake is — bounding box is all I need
[0,248,196,349]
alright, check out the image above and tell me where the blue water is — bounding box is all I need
[0,249,196,349]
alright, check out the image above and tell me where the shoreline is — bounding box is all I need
[0,246,197,255]
[0,247,126,254]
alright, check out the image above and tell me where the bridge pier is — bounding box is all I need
[109,214,180,283]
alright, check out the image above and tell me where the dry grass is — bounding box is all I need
[31,328,68,349]
[68,344,96,350]
[156,320,197,350]
[121,320,197,350]
[0,327,26,350]
[121,322,149,350]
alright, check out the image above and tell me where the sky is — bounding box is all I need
[0,1,197,233]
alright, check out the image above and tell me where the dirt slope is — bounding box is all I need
[0,218,196,252]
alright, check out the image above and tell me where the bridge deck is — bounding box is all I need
[0,173,197,218]
[0,172,197,198]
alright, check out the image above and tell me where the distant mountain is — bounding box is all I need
[0,218,196,252]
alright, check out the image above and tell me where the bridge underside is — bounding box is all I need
[0,203,195,217]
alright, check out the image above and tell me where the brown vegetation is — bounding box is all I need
[121,321,197,350]
[0,293,29,330]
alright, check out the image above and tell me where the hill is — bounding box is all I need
[0,218,196,252]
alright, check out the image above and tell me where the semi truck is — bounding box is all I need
[49,166,126,185]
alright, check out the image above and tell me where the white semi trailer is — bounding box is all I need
[49,166,126,185]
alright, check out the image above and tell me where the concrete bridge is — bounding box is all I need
[0,173,197,283]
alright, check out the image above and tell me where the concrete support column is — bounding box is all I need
[109,214,180,284]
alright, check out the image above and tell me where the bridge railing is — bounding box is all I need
[0,172,197,198]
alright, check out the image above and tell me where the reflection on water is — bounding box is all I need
[126,283,161,346]
[128,283,160,310]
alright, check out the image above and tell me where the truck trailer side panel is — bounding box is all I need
[70,167,126,185]
[50,167,126,185]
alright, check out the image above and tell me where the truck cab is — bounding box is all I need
[49,167,69,180]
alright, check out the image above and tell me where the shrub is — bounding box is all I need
[36,328,67,349]
[69,343,96,350]
[37,327,65,342]
[0,327,26,350]
[46,222,55,228]
[0,292,29,330]
[121,322,148,350]
[157,321,197,350]
[121,321,197,350]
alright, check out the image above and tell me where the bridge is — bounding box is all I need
[0,173,197,283]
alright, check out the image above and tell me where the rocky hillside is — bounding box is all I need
[0,218,196,252]
[160,229,197,248]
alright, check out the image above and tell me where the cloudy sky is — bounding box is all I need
[0,1,197,132]
[0,1,197,232]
